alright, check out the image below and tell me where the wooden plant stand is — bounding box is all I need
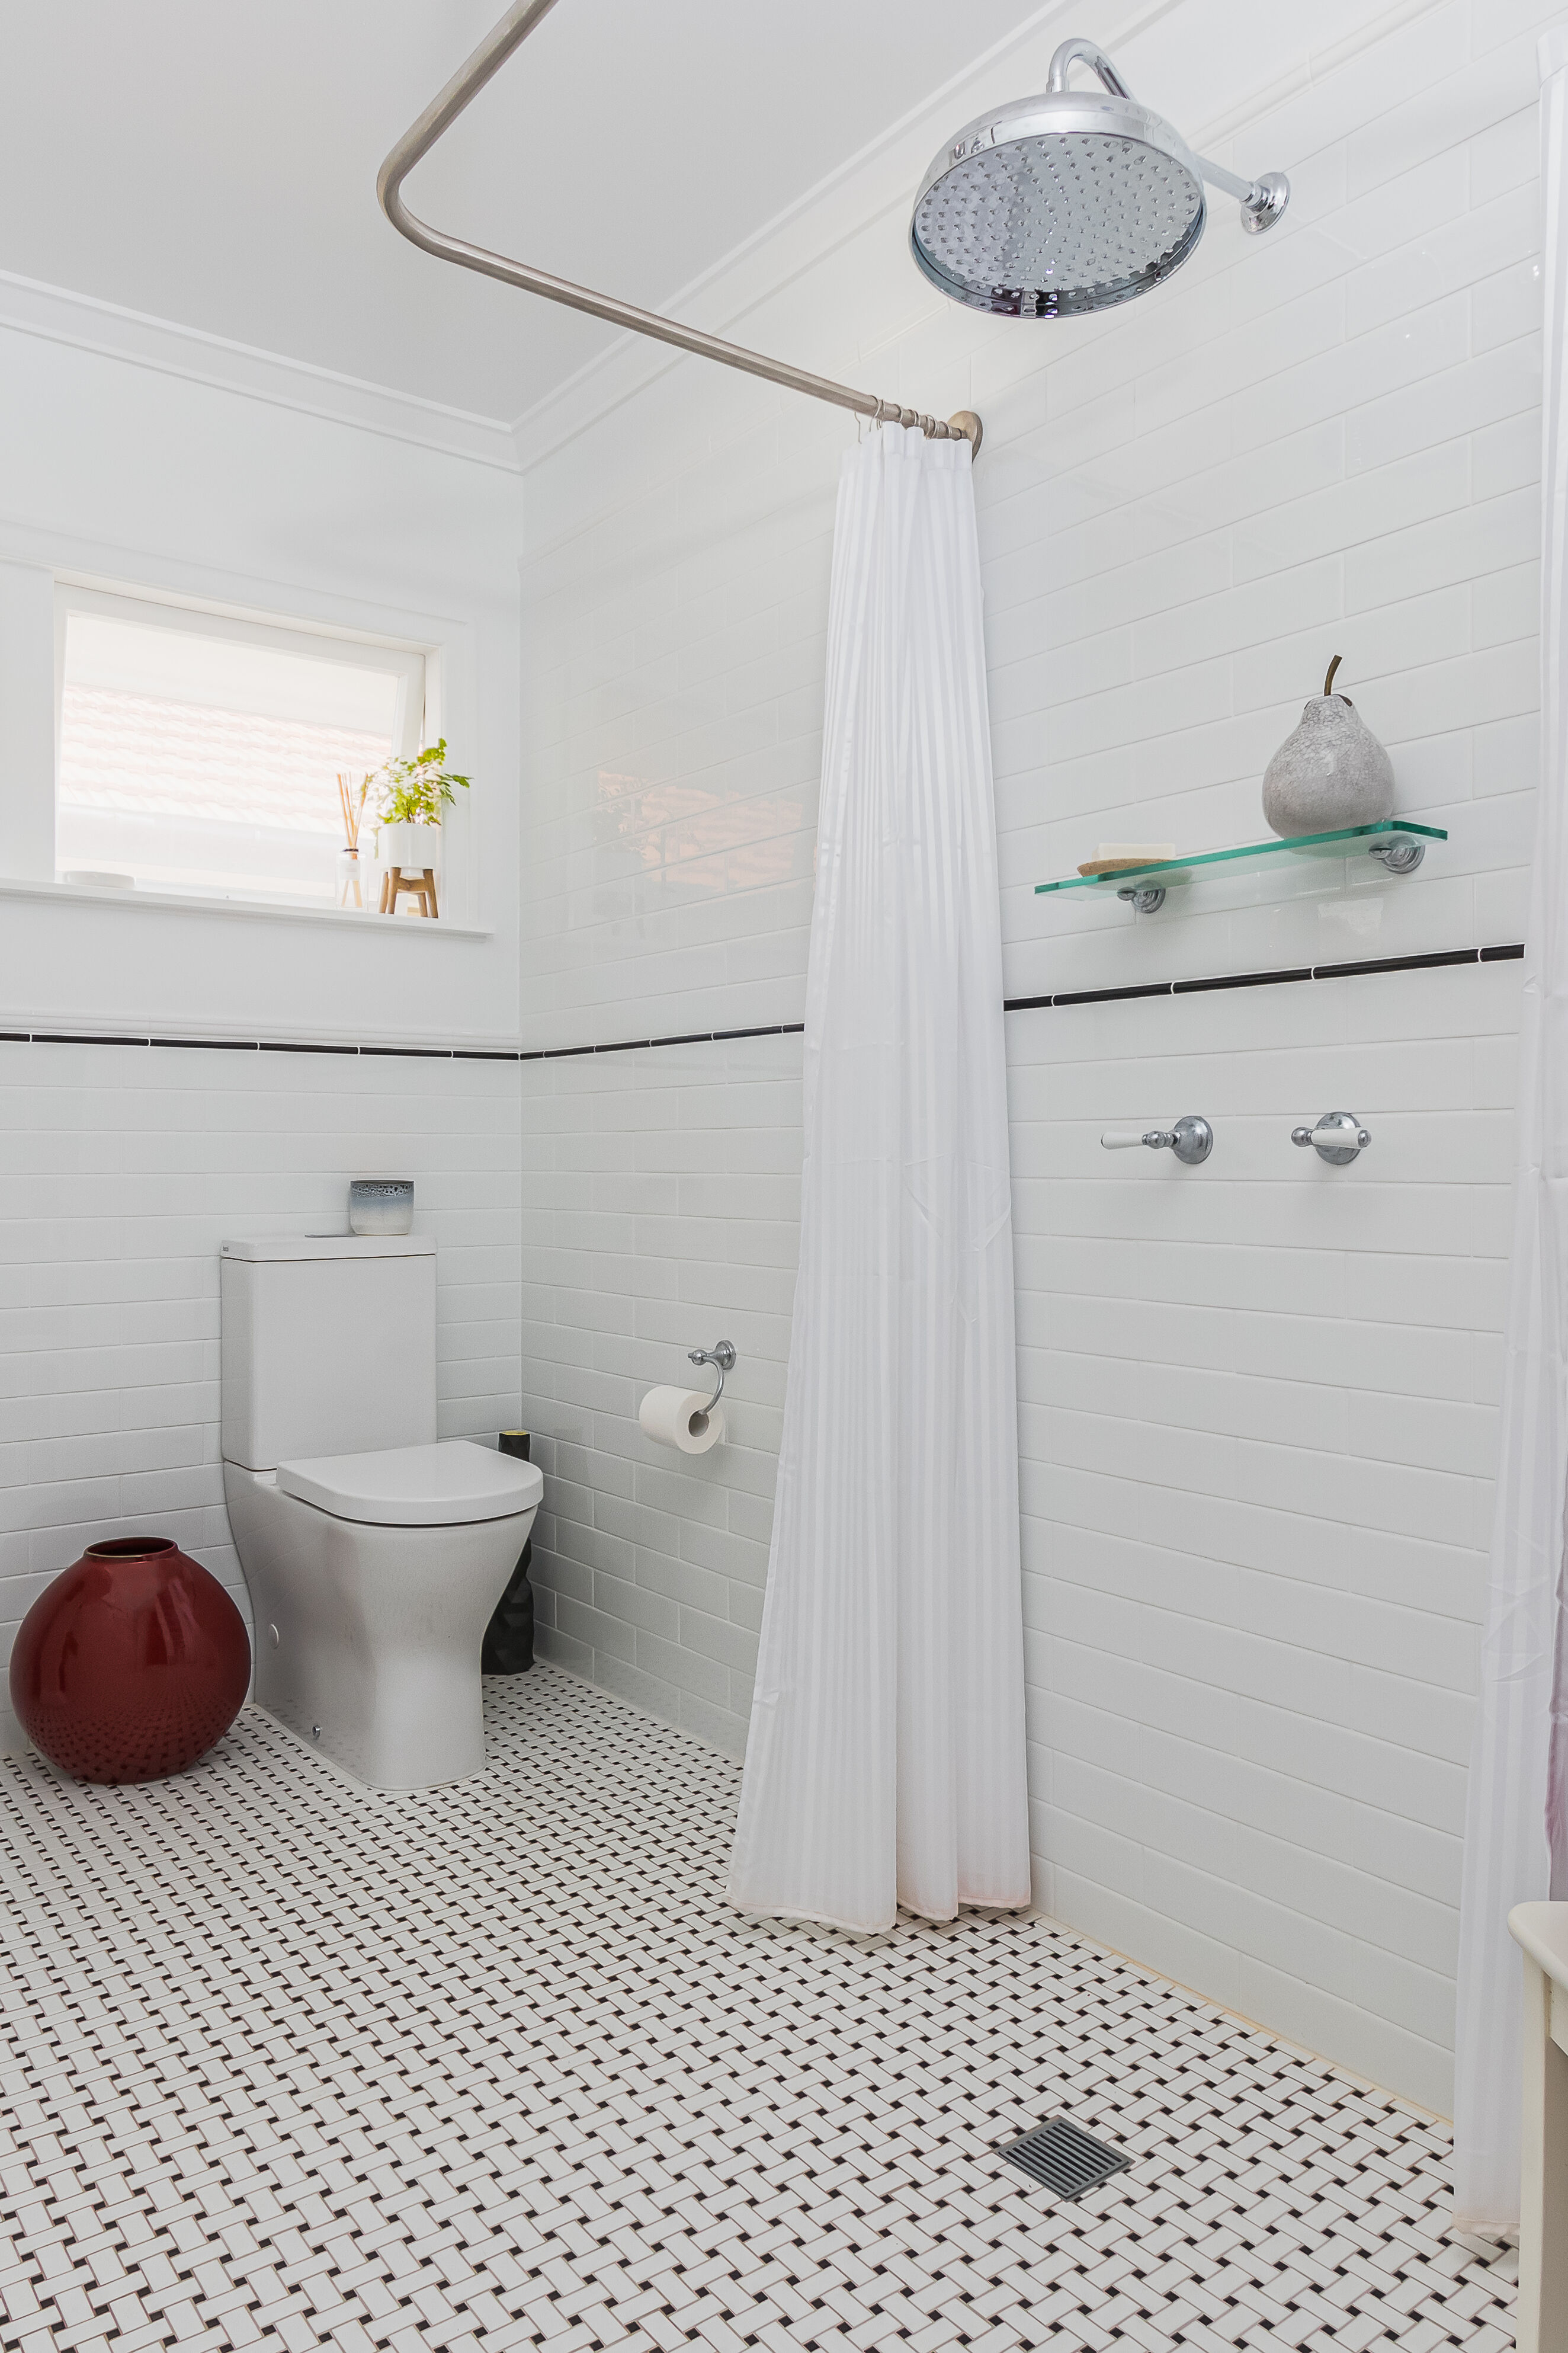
[380,865,439,918]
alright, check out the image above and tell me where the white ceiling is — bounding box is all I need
[0,0,1047,422]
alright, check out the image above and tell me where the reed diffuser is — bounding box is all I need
[336,771,369,908]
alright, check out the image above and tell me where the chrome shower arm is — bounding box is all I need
[377,0,982,448]
[1194,154,1253,203]
[1044,38,1290,235]
[1192,152,1291,232]
[1047,40,1133,98]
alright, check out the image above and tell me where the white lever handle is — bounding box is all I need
[1292,1114,1371,1156]
[1100,1115,1214,1166]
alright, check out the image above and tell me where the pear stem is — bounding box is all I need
[1323,654,1343,697]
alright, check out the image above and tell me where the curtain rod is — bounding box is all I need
[376,0,983,454]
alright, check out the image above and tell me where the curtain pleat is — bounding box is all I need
[1451,31,1568,2238]
[727,424,1031,1933]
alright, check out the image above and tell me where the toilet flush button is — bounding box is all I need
[312,1725,322,1740]
[268,1624,280,1647]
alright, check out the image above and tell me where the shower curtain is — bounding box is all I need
[1452,25,1568,2239]
[727,422,1031,1933]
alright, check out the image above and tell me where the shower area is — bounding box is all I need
[498,0,1538,2150]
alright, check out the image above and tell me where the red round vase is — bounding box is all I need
[9,1537,251,1784]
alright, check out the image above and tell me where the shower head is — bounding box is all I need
[910,37,1289,319]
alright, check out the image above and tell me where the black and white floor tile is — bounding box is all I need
[0,1666,1518,2351]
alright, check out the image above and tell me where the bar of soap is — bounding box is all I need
[1077,841,1177,878]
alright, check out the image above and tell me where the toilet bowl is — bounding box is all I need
[219,1234,542,1791]
[224,1443,541,1789]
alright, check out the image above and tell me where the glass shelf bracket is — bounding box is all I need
[1034,821,1448,914]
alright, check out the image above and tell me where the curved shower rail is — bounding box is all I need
[377,0,982,450]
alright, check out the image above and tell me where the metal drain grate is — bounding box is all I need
[998,2115,1132,2200]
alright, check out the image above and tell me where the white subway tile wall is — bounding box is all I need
[520,1041,799,1758]
[0,1043,522,1755]
[517,0,1541,2110]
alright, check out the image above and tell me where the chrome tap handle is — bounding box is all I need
[687,1339,736,1409]
[1292,1113,1371,1163]
[1101,1117,1213,1165]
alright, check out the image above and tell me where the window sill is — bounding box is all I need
[0,875,492,938]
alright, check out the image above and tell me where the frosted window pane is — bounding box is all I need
[57,613,401,905]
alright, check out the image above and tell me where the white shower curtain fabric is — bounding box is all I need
[1452,25,1568,2239]
[726,422,1031,1935]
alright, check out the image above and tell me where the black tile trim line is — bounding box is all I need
[258,1039,360,1055]
[0,959,1519,1058]
[152,1036,261,1051]
[0,1019,810,1059]
[30,1030,155,1045]
[1004,943,1524,1013]
[519,1022,809,1061]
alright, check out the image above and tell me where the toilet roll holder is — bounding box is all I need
[688,1340,736,1409]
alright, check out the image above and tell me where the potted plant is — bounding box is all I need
[370,739,471,875]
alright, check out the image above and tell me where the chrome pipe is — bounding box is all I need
[1194,153,1256,203]
[1047,39,1134,97]
[1194,152,1292,233]
[1042,38,1290,240]
[377,1,982,449]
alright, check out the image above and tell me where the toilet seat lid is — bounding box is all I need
[275,1439,544,1526]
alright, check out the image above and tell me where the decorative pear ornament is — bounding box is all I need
[1261,655,1396,838]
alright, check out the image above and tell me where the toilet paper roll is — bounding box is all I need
[639,1387,726,1455]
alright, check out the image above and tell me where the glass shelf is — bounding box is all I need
[1035,821,1447,911]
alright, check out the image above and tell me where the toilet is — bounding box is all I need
[220,1234,542,1791]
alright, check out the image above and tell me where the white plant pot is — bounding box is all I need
[378,821,442,872]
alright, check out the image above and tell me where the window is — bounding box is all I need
[55,588,427,908]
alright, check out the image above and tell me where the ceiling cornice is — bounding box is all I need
[0,267,521,473]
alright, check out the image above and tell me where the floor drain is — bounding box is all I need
[998,2115,1131,2200]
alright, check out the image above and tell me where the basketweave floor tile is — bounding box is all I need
[0,1666,1518,2351]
